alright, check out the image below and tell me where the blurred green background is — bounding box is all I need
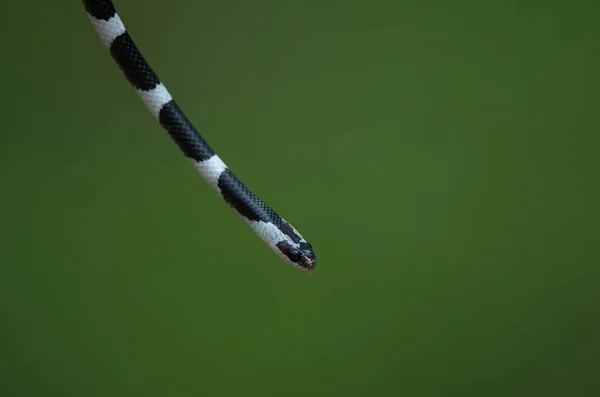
[1,0,599,396]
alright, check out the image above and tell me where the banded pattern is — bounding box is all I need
[82,0,316,271]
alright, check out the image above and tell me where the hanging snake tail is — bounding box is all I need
[81,0,316,271]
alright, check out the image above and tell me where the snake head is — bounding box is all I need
[277,241,316,271]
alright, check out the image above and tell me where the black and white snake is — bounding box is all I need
[82,0,316,271]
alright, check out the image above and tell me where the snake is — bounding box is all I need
[81,0,316,271]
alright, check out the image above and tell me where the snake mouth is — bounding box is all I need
[292,255,317,272]
[298,252,316,271]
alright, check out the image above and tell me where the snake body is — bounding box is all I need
[82,0,316,271]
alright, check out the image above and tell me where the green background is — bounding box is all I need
[1,1,599,396]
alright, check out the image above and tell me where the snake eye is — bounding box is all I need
[288,248,303,263]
